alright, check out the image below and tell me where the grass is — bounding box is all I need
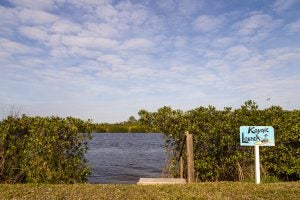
[0,182,299,200]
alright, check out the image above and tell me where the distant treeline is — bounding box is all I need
[92,116,148,133]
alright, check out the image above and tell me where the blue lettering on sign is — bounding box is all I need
[248,127,269,134]
[240,126,275,146]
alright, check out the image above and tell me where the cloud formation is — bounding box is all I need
[193,15,224,32]
[0,0,300,122]
[272,0,298,12]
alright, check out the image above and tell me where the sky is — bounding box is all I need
[0,0,300,123]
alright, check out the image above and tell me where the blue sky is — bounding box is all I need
[1,0,300,122]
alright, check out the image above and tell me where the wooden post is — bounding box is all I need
[186,131,195,183]
[180,156,183,179]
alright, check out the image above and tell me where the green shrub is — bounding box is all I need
[138,100,300,181]
[0,115,92,183]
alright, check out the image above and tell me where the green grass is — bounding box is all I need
[0,182,299,200]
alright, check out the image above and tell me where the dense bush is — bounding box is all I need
[138,100,300,181]
[0,115,92,183]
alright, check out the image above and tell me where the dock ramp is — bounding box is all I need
[137,178,186,185]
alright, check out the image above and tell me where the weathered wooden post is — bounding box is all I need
[180,156,183,179]
[186,131,195,183]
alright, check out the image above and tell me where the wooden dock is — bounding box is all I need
[137,178,186,185]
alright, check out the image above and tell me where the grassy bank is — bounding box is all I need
[0,182,299,200]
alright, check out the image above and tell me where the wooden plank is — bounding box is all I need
[137,178,186,185]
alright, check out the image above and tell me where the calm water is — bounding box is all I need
[86,133,166,184]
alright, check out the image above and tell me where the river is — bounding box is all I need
[86,133,166,184]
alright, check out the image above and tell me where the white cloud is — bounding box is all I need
[232,75,300,109]
[0,6,19,36]
[236,56,265,70]
[18,9,59,25]
[46,34,61,47]
[121,38,154,50]
[169,65,188,73]
[193,15,223,32]
[200,49,222,59]
[178,0,203,16]
[226,45,251,60]
[68,47,102,59]
[227,47,300,82]
[128,67,155,78]
[30,66,93,87]
[61,36,118,50]
[0,5,18,23]
[19,26,48,41]
[265,47,300,67]
[130,8,149,25]
[236,14,276,36]
[272,0,298,12]
[65,0,122,25]
[115,0,134,11]
[0,38,39,56]
[196,70,219,82]
[211,37,233,47]
[51,20,82,34]
[173,36,188,48]
[50,46,102,59]
[0,51,10,59]
[205,59,230,75]
[68,0,110,7]
[82,23,119,38]
[18,58,48,68]
[286,19,300,34]
[233,13,283,43]
[97,54,125,66]
[9,0,56,10]
[156,0,176,12]
[95,3,118,20]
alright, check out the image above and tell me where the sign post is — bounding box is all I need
[254,145,260,184]
[240,126,275,184]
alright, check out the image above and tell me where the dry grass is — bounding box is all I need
[0,182,299,200]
